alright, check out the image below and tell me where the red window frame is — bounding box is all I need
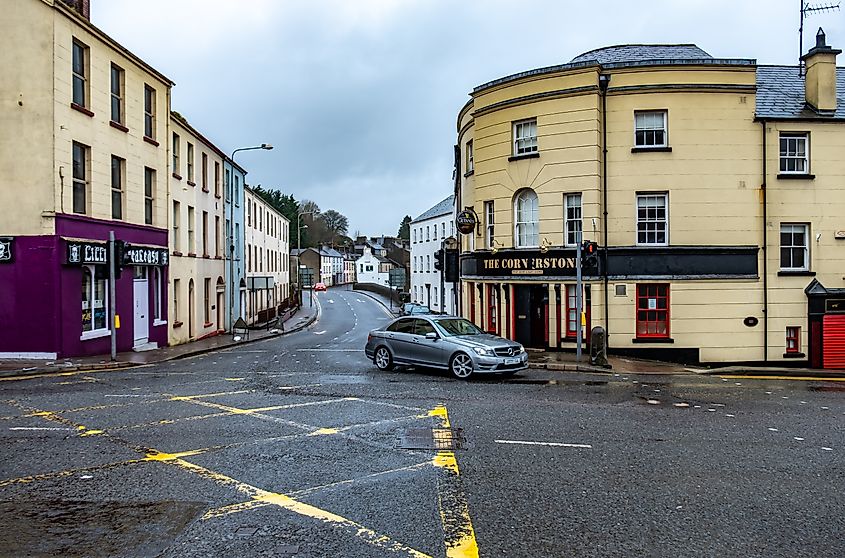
[487,284,498,334]
[636,284,670,339]
[786,326,800,353]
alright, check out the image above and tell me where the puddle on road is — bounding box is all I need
[0,500,204,558]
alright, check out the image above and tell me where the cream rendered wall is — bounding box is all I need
[1,0,58,235]
[764,120,845,359]
[244,188,290,323]
[168,116,226,346]
[51,5,170,227]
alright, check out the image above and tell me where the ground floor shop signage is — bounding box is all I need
[66,241,107,265]
[125,246,168,266]
[464,249,578,278]
[0,238,12,263]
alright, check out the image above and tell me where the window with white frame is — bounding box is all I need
[427,255,431,272]
[81,265,108,336]
[441,222,445,239]
[484,201,494,249]
[110,64,124,124]
[172,200,181,252]
[634,111,667,148]
[72,141,89,215]
[144,85,156,139]
[172,133,180,176]
[111,155,124,220]
[564,193,582,246]
[636,193,668,245]
[466,140,474,172]
[780,223,809,271]
[72,39,89,108]
[779,133,809,174]
[513,119,538,156]
[514,189,539,247]
[413,229,416,243]
[426,226,430,241]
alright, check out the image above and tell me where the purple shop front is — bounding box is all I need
[0,214,168,359]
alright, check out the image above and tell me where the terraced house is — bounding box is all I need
[1,0,172,358]
[456,31,845,368]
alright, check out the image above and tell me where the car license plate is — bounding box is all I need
[504,357,519,365]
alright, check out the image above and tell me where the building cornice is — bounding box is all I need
[472,86,598,118]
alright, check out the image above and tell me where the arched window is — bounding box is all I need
[514,189,539,247]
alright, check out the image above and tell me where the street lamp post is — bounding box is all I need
[296,210,313,305]
[228,144,272,333]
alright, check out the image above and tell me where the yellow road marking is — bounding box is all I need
[719,374,845,382]
[429,405,479,558]
[169,457,431,557]
[169,390,252,401]
[144,449,208,461]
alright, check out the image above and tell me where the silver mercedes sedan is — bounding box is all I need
[364,315,528,379]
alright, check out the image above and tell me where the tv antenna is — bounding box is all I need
[800,1,840,75]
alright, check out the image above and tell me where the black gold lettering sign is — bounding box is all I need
[125,247,169,266]
[456,210,476,234]
[468,248,581,278]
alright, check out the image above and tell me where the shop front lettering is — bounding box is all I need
[483,257,576,272]
[85,245,107,263]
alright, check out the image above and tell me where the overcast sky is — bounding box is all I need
[93,0,843,237]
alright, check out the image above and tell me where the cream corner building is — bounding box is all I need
[456,37,845,368]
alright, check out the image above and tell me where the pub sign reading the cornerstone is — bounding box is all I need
[462,248,582,278]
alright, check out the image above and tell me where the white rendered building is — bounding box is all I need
[410,195,456,314]
[244,186,290,324]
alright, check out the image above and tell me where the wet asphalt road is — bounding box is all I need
[0,287,843,557]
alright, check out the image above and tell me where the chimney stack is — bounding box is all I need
[802,28,841,114]
[61,0,90,20]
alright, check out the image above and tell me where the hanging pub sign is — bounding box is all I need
[124,246,169,266]
[0,237,12,263]
[456,209,477,234]
[66,240,108,265]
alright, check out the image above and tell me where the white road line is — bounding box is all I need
[314,331,327,335]
[494,439,592,449]
[10,427,73,431]
[297,349,363,352]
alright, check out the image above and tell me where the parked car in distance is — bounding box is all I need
[400,303,431,316]
[314,282,327,292]
[365,315,527,379]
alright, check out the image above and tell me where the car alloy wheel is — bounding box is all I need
[450,352,474,379]
[374,346,394,371]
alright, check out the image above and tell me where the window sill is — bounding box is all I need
[143,136,159,147]
[215,194,222,199]
[508,152,540,162]
[70,102,94,117]
[187,180,196,187]
[172,251,183,256]
[187,253,196,258]
[783,352,805,359]
[202,187,209,193]
[777,270,815,277]
[777,173,815,180]
[203,254,210,259]
[172,173,182,181]
[632,337,674,344]
[464,170,475,178]
[214,255,223,260]
[631,146,672,153]
[109,120,129,133]
[153,319,167,327]
[80,329,110,341]
[173,321,183,328]
[203,322,213,328]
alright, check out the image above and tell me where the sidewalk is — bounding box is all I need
[527,350,845,378]
[352,289,401,316]
[0,302,320,379]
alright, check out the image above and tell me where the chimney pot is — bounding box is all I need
[817,27,827,48]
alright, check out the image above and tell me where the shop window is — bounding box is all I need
[153,268,163,322]
[514,189,539,247]
[566,285,578,337]
[81,265,108,337]
[786,327,800,353]
[487,285,498,333]
[636,284,670,339]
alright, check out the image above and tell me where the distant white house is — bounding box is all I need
[356,246,390,286]
[411,194,456,314]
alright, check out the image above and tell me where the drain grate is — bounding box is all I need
[398,427,466,450]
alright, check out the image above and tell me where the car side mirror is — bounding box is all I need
[425,332,438,340]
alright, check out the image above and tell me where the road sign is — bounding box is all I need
[300,269,315,287]
[389,268,406,288]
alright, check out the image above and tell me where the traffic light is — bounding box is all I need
[434,249,444,271]
[581,240,599,270]
[112,239,128,279]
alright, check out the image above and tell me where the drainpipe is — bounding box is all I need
[761,120,768,363]
[599,73,611,344]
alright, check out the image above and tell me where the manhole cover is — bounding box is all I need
[398,427,465,450]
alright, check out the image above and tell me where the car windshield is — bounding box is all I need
[434,318,483,337]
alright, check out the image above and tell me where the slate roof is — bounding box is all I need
[413,195,455,223]
[756,65,845,119]
[570,44,712,64]
[322,247,344,259]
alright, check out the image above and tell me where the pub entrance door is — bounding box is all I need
[514,284,547,348]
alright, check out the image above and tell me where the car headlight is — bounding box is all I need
[473,347,493,356]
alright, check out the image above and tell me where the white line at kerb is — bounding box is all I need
[495,439,592,449]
